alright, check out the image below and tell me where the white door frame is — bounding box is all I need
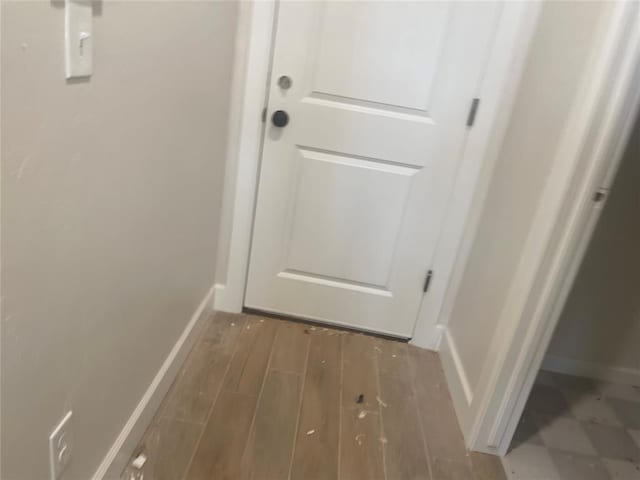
[214,0,541,349]
[464,1,640,455]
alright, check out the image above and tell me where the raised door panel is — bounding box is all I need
[283,148,417,290]
[312,3,452,112]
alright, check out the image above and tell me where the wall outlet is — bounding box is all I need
[49,411,73,480]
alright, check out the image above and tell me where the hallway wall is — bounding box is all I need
[444,0,610,398]
[545,114,640,382]
[1,2,237,478]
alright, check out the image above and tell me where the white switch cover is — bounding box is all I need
[49,411,73,480]
[65,0,92,78]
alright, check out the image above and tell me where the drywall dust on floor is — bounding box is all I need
[124,311,506,480]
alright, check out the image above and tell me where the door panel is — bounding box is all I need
[285,148,416,288]
[246,2,501,337]
[312,3,451,110]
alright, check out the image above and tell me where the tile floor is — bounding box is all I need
[503,370,640,480]
[123,311,506,480]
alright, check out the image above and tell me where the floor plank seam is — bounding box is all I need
[238,317,281,477]
[337,334,345,480]
[287,329,312,480]
[180,315,247,480]
[408,348,435,480]
[373,341,389,480]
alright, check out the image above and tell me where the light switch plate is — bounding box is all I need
[49,411,73,480]
[65,0,92,78]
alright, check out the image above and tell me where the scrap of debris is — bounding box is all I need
[355,433,365,446]
[306,429,315,436]
[131,453,147,469]
[357,410,367,419]
[356,393,365,404]
[376,396,388,408]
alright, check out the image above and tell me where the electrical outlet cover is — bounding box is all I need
[49,411,73,480]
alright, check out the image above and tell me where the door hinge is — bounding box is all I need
[261,107,267,123]
[467,98,480,127]
[423,270,434,293]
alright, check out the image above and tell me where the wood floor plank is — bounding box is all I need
[161,314,246,423]
[130,316,492,480]
[340,407,385,480]
[340,333,385,479]
[469,451,508,480]
[241,370,302,480]
[290,332,341,480]
[269,321,310,374]
[200,311,247,346]
[128,417,201,480]
[342,333,380,411]
[184,317,277,480]
[409,345,474,480]
[378,370,431,480]
[223,317,278,396]
[185,390,256,480]
[376,337,411,377]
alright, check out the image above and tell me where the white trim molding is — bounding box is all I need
[439,330,476,437]
[441,330,474,405]
[213,1,276,313]
[91,285,216,480]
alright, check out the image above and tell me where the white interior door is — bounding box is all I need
[246,2,501,337]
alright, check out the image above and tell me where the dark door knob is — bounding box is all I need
[271,110,289,127]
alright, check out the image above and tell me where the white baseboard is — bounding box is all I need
[442,330,473,405]
[212,282,243,314]
[439,329,476,439]
[409,324,444,351]
[210,283,227,310]
[433,324,446,351]
[92,284,216,480]
[542,354,640,386]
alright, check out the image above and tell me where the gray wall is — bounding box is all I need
[1,2,238,479]
[445,0,609,396]
[546,115,640,371]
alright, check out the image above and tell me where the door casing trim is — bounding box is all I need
[213,1,541,349]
